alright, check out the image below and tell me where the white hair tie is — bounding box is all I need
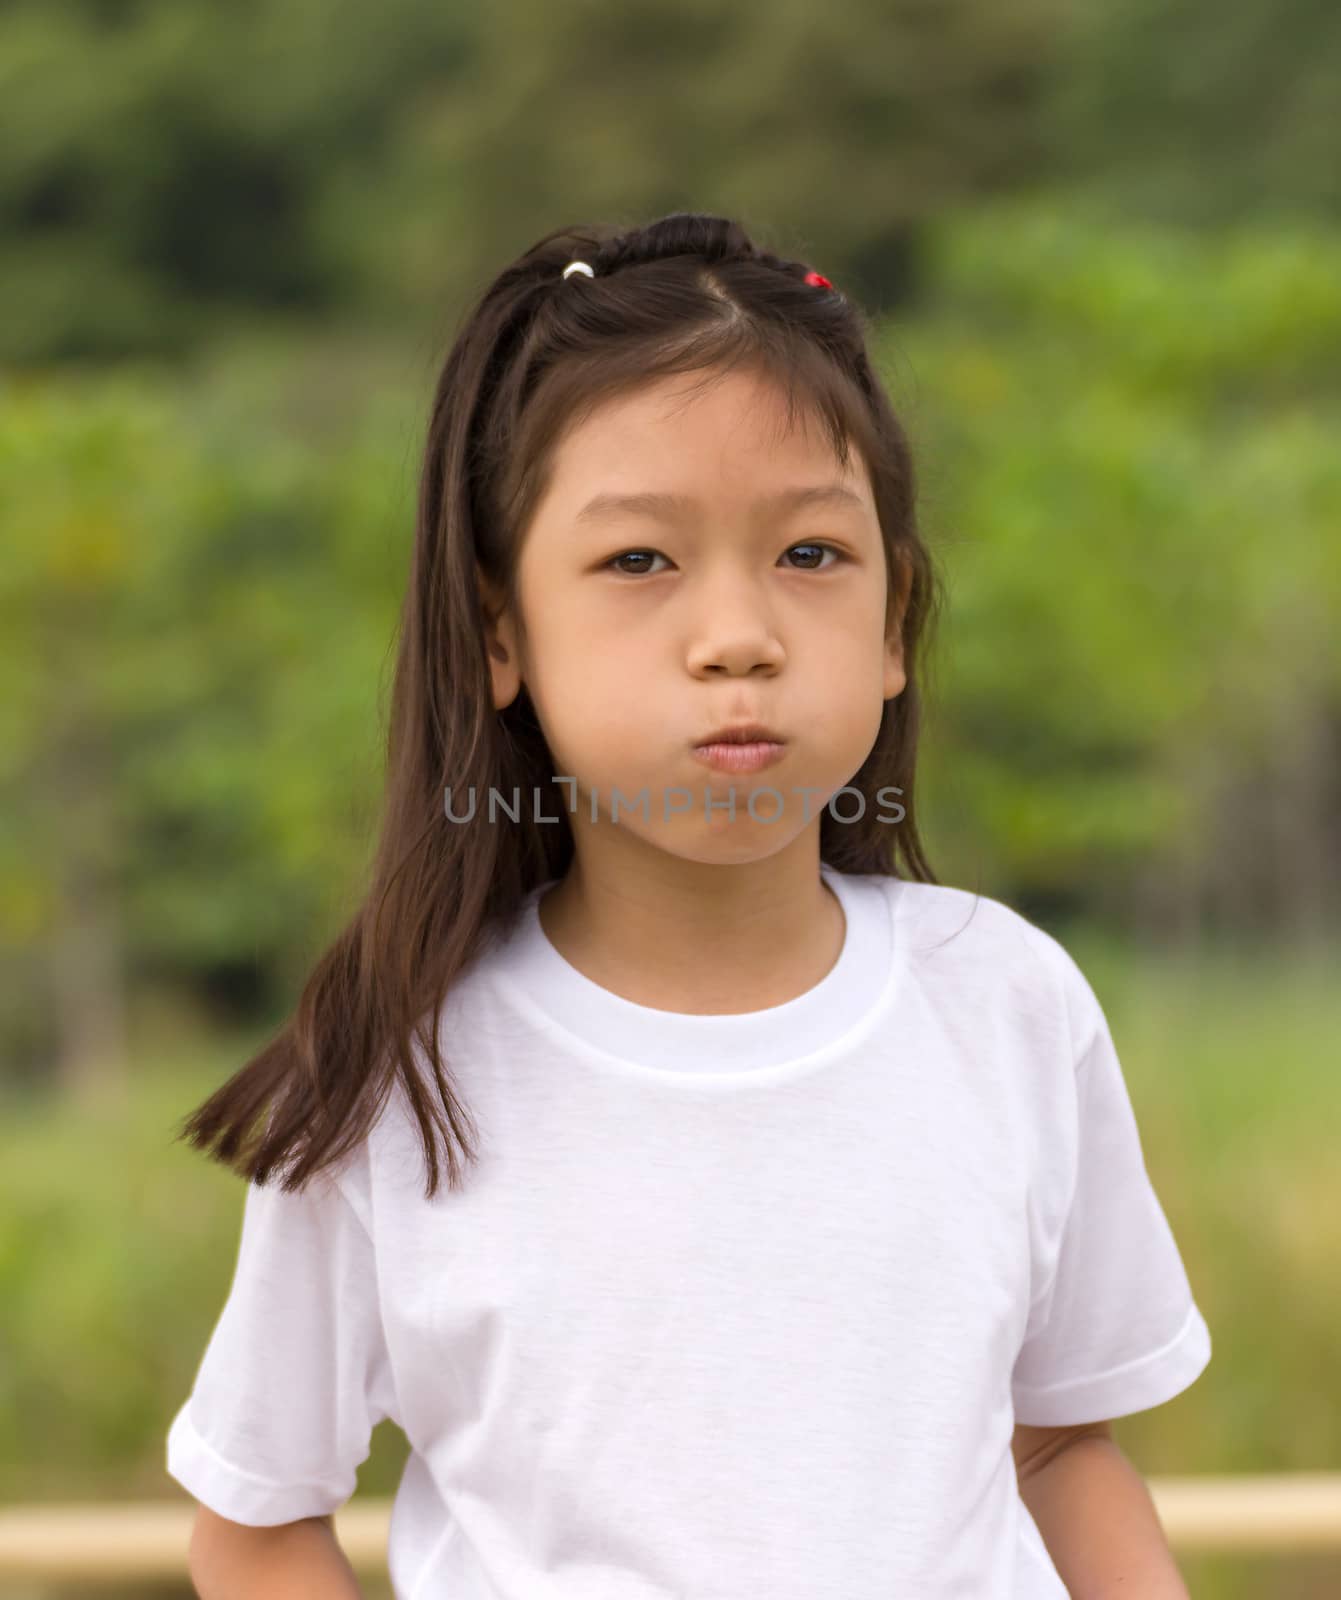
[562,260,595,280]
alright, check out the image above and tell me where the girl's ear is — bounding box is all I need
[883,556,913,702]
[477,566,523,711]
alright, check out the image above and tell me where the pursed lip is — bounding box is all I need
[689,723,789,775]
[691,722,787,748]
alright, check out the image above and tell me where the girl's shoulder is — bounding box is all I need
[883,875,1106,1062]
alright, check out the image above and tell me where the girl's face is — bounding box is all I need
[484,364,907,868]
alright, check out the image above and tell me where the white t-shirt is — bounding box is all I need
[166,865,1212,1598]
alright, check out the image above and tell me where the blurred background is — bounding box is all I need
[2,0,1339,1595]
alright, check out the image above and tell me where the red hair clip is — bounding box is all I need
[803,270,833,289]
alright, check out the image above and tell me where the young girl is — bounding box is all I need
[167,211,1212,1599]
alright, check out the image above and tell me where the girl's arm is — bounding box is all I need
[188,1505,365,1600]
[1016,1422,1190,1598]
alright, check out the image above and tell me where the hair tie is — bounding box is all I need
[562,256,833,289]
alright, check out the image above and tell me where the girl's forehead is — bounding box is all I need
[549,369,861,487]
[568,365,812,436]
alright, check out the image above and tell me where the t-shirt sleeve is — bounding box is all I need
[165,1159,397,1525]
[1011,959,1212,1426]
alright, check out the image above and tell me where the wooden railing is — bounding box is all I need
[1,1476,1339,1584]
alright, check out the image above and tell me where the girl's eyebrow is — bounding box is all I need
[573,483,866,526]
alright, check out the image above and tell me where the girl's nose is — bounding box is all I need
[686,617,786,677]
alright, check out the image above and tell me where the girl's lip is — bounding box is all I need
[690,740,788,774]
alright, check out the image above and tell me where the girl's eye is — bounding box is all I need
[781,542,841,571]
[604,543,843,577]
[606,549,669,576]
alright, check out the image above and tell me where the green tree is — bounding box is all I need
[0,361,410,1095]
[420,0,1064,313]
[1047,0,1341,225]
[0,0,1065,359]
[0,0,473,361]
[899,198,1341,936]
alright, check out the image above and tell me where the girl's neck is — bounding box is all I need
[535,848,846,1016]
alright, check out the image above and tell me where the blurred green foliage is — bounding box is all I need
[10,0,1338,363]
[0,343,419,1088]
[0,0,475,359]
[900,199,1341,931]
[1049,0,1341,225]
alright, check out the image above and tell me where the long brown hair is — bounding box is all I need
[174,211,947,1201]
